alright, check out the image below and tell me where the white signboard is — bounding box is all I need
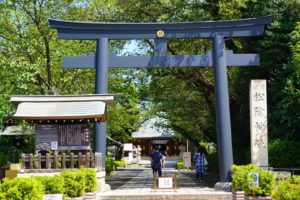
[43,194,63,200]
[123,143,133,151]
[182,152,191,167]
[51,141,58,150]
[250,80,268,167]
[158,177,173,188]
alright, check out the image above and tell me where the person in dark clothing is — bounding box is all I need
[150,146,163,177]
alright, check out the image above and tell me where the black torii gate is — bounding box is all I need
[48,16,272,182]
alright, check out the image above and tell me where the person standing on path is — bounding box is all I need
[150,146,163,177]
[193,146,206,181]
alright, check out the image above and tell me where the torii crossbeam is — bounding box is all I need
[49,16,272,182]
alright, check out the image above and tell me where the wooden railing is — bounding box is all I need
[21,152,102,172]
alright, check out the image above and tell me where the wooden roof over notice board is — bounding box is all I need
[10,94,120,122]
[10,94,118,104]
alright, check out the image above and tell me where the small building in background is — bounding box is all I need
[131,118,185,157]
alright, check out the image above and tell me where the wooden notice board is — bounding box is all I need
[35,124,90,151]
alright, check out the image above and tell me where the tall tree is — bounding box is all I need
[0,0,141,147]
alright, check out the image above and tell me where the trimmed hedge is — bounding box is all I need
[114,160,126,167]
[61,170,86,197]
[272,176,300,200]
[232,164,258,190]
[0,168,97,199]
[34,175,64,195]
[176,162,184,169]
[232,164,275,196]
[81,168,97,192]
[246,169,275,196]
[0,177,44,200]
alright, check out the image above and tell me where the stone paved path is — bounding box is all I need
[99,162,232,200]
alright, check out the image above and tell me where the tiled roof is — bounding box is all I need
[132,118,174,138]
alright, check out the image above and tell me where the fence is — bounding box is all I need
[21,152,102,172]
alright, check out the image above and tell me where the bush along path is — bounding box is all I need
[0,168,97,200]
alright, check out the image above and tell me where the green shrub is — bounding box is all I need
[206,151,219,173]
[232,164,258,190]
[80,168,97,192]
[269,139,300,168]
[105,156,115,175]
[246,169,275,196]
[0,192,6,200]
[0,168,97,199]
[60,170,85,197]
[232,164,275,196]
[272,176,300,200]
[0,177,44,200]
[114,160,126,167]
[0,152,7,166]
[176,162,184,169]
[34,175,64,194]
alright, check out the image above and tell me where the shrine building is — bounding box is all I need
[131,118,184,157]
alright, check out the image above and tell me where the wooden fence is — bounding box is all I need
[21,152,102,172]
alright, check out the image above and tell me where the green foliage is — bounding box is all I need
[246,169,275,196]
[114,160,126,168]
[0,169,97,199]
[0,133,35,163]
[0,152,7,166]
[0,0,300,172]
[269,139,300,168]
[176,162,184,170]
[0,177,44,200]
[107,69,142,143]
[105,156,115,175]
[33,175,64,195]
[231,164,258,190]
[80,168,97,192]
[232,164,275,196]
[272,176,300,200]
[206,151,219,173]
[0,0,141,151]
[60,170,85,198]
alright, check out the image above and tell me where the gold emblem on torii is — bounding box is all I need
[156,30,165,38]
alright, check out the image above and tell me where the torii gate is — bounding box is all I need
[48,16,272,182]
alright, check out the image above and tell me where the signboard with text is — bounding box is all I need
[35,124,90,151]
[158,177,173,188]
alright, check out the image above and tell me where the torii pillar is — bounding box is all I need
[95,37,109,161]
